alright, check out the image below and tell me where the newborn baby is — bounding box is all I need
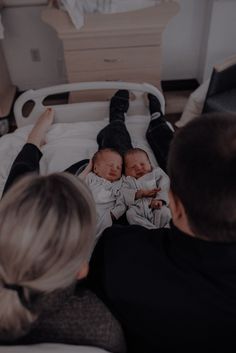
[122,148,171,229]
[79,148,126,237]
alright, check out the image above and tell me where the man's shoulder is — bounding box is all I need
[105,223,169,235]
[90,225,174,285]
[99,224,171,251]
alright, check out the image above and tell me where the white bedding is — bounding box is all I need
[0,115,158,197]
[59,0,161,30]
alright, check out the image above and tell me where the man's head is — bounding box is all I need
[124,148,152,178]
[92,148,122,182]
[168,113,236,242]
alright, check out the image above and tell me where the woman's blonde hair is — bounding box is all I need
[0,172,96,341]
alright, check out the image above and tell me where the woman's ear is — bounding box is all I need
[77,263,89,280]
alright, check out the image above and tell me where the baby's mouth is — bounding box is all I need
[136,172,144,178]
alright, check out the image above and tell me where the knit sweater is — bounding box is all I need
[1,284,126,353]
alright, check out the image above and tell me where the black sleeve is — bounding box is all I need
[87,225,169,353]
[87,224,145,306]
[2,143,42,197]
[64,159,89,175]
[87,229,109,300]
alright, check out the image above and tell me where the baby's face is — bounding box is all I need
[93,151,122,182]
[125,152,152,179]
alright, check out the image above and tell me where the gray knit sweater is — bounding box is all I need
[7,285,126,353]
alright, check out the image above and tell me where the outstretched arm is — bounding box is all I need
[2,108,54,197]
[2,144,42,197]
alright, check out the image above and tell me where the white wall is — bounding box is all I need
[1,0,236,90]
[162,0,209,82]
[1,5,66,90]
[202,0,236,81]
[162,0,236,83]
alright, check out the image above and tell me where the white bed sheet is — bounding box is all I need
[0,115,158,197]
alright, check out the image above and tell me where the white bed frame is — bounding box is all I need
[14,81,165,127]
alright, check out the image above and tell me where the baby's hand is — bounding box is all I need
[138,188,160,199]
[149,199,163,209]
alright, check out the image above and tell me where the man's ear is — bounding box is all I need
[77,263,89,280]
[169,190,182,223]
[169,190,194,236]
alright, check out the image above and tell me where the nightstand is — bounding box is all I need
[42,2,179,102]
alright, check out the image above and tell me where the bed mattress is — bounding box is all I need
[0,114,158,197]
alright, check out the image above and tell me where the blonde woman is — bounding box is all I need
[0,172,126,351]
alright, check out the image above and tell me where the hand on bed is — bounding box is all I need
[149,199,163,209]
[79,159,93,179]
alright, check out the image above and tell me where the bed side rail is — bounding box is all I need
[14,81,165,127]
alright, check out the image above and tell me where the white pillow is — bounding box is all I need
[175,79,210,128]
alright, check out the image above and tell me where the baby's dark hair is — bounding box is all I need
[92,148,122,169]
[124,148,151,167]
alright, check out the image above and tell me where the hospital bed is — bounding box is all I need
[0,81,166,198]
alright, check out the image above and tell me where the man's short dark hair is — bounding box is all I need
[168,113,236,242]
